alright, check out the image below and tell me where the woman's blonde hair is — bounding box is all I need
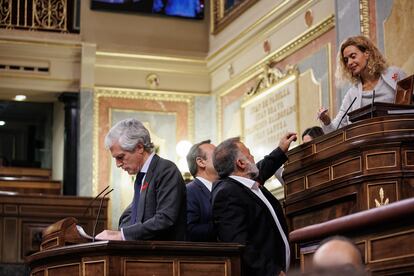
[335,35,388,86]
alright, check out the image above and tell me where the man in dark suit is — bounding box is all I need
[186,134,296,242]
[212,134,296,276]
[185,140,218,241]
[95,118,186,241]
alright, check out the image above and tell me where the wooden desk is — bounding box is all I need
[0,167,61,195]
[27,241,243,276]
[284,115,414,231]
[289,198,414,275]
[0,193,108,264]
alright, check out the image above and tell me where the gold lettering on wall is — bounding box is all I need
[242,65,299,160]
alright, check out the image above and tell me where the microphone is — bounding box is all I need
[336,97,357,130]
[82,185,110,218]
[371,89,376,118]
[92,188,114,242]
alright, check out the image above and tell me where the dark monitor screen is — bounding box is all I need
[91,0,204,19]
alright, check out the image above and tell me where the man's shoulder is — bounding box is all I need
[152,154,179,170]
[212,178,239,194]
[186,179,200,191]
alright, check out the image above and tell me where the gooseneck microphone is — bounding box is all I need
[371,89,376,118]
[336,97,357,130]
[92,188,114,242]
[82,185,110,218]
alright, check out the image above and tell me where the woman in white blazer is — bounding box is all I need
[318,35,406,133]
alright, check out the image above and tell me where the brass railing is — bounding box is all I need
[0,0,78,33]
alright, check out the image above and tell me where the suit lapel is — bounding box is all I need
[136,154,159,222]
[194,178,211,200]
[229,178,270,211]
[229,178,284,234]
[261,186,288,234]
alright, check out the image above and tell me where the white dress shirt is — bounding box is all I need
[229,175,290,270]
[196,176,212,192]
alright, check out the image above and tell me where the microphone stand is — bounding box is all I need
[82,185,110,218]
[371,89,376,119]
[336,97,357,130]
[92,188,114,242]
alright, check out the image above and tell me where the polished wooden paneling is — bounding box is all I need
[0,218,2,261]
[289,144,313,162]
[31,269,45,276]
[83,259,106,276]
[0,194,108,265]
[365,151,397,170]
[285,115,414,232]
[331,156,361,180]
[286,115,414,274]
[3,218,19,263]
[0,167,60,195]
[48,263,80,276]
[22,222,51,257]
[404,150,414,166]
[306,168,330,188]
[291,196,356,230]
[27,241,243,276]
[314,132,344,153]
[401,178,414,199]
[125,260,174,275]
[285,177,305,196]
[370,230,414,263]
[0,167,51,179]
[290,198,414,275]
[180,261,227,276]
[0,180,61,195]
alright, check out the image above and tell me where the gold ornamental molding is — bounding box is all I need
[0,0,69,32]
[216,15,335,98]
[208,0,315,64]
[92,87,195,196]
[0,38,81,48]
[267,15,335,66]
[96,51,206,65]
[211,0,260,35]
[366,181,398,209]
[95,63,208,75]
[96,51,208,75]
[93,87,197,102]
[374,187,389,207]
[216,15,335,140]
[243,64,299,105]
[359,0,370,37]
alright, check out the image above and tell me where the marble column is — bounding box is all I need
[58,92,79,195]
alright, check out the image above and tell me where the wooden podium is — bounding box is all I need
[284,114,414,231]
[27,240,243,276]
[284,113,414,274]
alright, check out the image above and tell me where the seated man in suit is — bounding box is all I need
[212,135,296,276]
[95,118,186,241]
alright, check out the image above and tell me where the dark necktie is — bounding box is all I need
[131,172,145,224]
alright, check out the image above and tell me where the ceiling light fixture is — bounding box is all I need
[14,95,27,101]
[0,121,5,126]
